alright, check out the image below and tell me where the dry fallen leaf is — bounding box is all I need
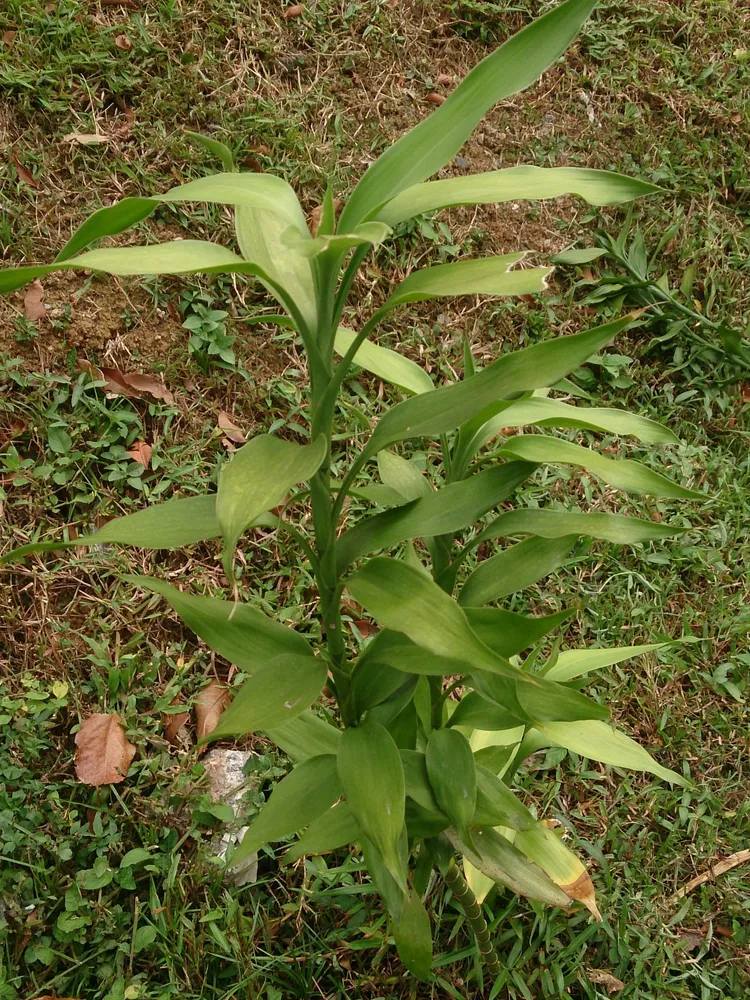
[436,73,453,86]
[114,33,132,51]
[352,618,379,639]
[24,280,46,322]
[675,928,705,952]
[96,366,175,405]
[195,681,231,745]
[75,713,135,785]
[218,411,246,444]
[2,30,17,46]
[126,440,153,468]
[426,92,446,106]
[284,4,304,17]
[63,133,110,145]
[12,150,37,188]
[586,970,625,994]
[163,695,191,747]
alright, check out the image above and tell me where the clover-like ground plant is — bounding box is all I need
[3,0,702,985]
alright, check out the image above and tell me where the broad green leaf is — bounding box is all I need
[459,535,576,607]
[336,462,536,571]
[334,327,434,396]
[266,710,340,761]
[349,483,411,507]
[230,755,341,866]
[186,131,235,172]
[406,800,450,839]
[0,494,232,563]
[464,607,571,659]
[544,641,689,682]
[216,434,326,574]
[283,801,359,862]
[381,254,551,311]
[339,0,598,229]
[235,206,317,330]
[474,766,535,831]
[365,317,633,454]
[361,833,408,921]
[448,692,519,733]
[551,247,607,265]
[346,558,541,685]
[367,677,419,731]
[538,720,689,785]
[514,822,600,919]
[377,451,432,501]
[205,654,328,740]
[357,629,475,677]
[446,827,571,908]
[472,395,679,451]
[471,667,608,724]
[470,508,684,554]
[376,166,660,227]
[286,221,391,258]
[351,658,414,715]
[126,576,314,674]
[497,435,704,499]
[56,171,306,261]
[426,729,477,846]
[0,241,278,294]
[392,891,433,982]
[338,722,407,889]
[400,750,445,816]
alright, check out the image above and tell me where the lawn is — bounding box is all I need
[1,2,749,999]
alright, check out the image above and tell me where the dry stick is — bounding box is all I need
[444,859,502,984]
[671,848,750,901]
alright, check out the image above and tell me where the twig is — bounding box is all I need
[672,849,750,900]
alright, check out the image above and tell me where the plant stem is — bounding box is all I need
[443,859,502,985]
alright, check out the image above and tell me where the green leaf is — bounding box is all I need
[0,240,279,294]
[448,692,519,732]
[283,801,360,862]
[537,720,689,785]
[544,641,691,682]
[56,172,306,262]
[119,848,153,869]
[346,558,540,685]
[400,750,445,816]
[365,316,634,454]
[471,508,685,555]
[216,434,326,574]
[377,451,432,501]
[376,167,659,227]
[205,654,328,740]
[471,668,608,724]
[339,0,598,229]
[186,130,235,172]
[338,722,407,889]
[230,755,341,867]
[334,327,434,396]
[464,607,571,659]
[472,395,679,450]
[474,766,536,830]
[426,729,477,846]
[132,925,157,954]
[459,535,576,607]
[361,833,408,921]
[336,462,536,571]
[287,221,392,258]
[392,891,433,982]
[551,247,607,265]
[496,435,704,499]
[265,711,341,761]
[447,827,571,908]
[381,254,551,311]
[125,576,314,674]
[351,659,415,716]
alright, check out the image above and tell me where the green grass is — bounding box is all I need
[1,0,749,998]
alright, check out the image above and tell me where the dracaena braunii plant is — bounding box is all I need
[3,0,700,983]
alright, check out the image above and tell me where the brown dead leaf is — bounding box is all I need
[436,73,453,86]
[426,92,446,106]
[98,366,175,404]
[2,30,17,46]
[114,105,135,137]
[741,383,750,403]
[12,150,37,187]
[218,411,246,444]
[114,33,132,51]
[24,280,46,322]
[561,869,602,921]
[74,713,135,785]
[284,4,304,17]
[586,970,625,994]
[126,440,152,468]
[63,133,109,145]
[675,928,705,952]
[195,681,230,744]
[163,695,191,747]
[352,618,379,639]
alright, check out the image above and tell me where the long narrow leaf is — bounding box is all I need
[459,535,576,607]
[334,327,434,396]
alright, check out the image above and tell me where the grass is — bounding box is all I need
[1,1,749,998]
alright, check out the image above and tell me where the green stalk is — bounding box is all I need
[443,859,502,984]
